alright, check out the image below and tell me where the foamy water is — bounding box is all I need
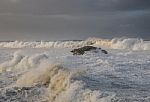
[0,37,150,50]
[0,38,150,102]
[0,50,115,102]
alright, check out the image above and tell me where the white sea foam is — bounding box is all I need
[0,37,150,50]
[110,38,148,50]
[0,50,48,73]
[1,46,150,101]
[89,37,150,50]
[15,63,115,102]
[0,50,115,102]
[0,40,93,48]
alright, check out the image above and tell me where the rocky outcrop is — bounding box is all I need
[101,49,108,54]
[71,46,108,55]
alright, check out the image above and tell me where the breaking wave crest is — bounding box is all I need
[15,64,115,102]
[111,38,150,50]
[90,38,150,50]
[0,40,93,48]
[0,37,150,50]
[0,51,115,102]
[0,50,48,73]
[89,37,150,50]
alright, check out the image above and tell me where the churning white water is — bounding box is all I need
[0,37,150,102]
[0,37,150,50]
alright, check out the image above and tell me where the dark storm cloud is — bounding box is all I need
[0,0,150,40]
[0,0,150,15]
[92,0,150,12]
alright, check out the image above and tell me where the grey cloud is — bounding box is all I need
[0,0,150,15]
[92,0,150,11]
[0,12,149,40]
[0,0,150,40]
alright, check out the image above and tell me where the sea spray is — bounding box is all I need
[0,50,116,102]
[15,64,67,87]
[0,50,24,73]
[0,51,48,73]
[15,63,115,102]
[0,40,93,48]
[0,37,150,50]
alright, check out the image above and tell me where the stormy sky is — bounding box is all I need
[0,0,150,41]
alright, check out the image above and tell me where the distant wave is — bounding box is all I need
[88,37,150,50]
[110,38,150,50]
[0,40,94,48]
[0,37,150,50]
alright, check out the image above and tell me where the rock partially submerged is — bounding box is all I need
[101,49,108,54]
[71,46,108,55]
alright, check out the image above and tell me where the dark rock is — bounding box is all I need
[101,50,108,54]
[71,46,107,55]
[71,46,99,55]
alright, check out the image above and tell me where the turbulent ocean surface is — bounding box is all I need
[0,37,150,102]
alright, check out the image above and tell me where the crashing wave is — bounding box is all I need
[0,40,94,48]
[0,50,115,102]
[15,63,115,102]
[89,37,150,50]
[0,50,48,73]
[110,38,150,50]
[0,37,150,50]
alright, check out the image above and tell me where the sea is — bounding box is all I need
[0,37,150,102]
